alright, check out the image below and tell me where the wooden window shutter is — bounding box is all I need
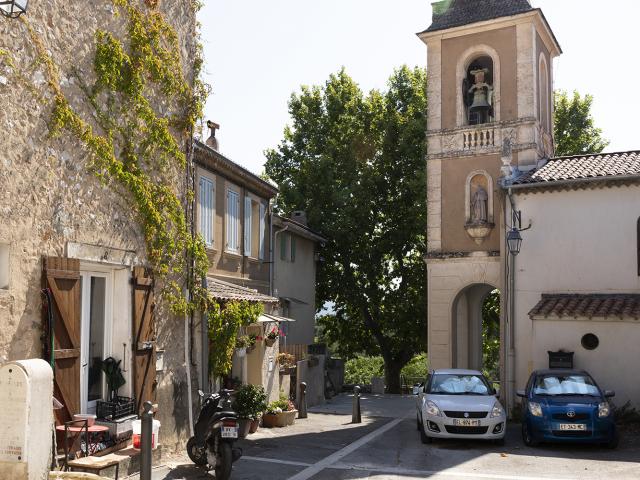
[132,266,157,414]
[42,256,81,426]
[291,236,296,263]
[244,196,252,256]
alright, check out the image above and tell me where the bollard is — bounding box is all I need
[298,382,308,419]
[352,385,362,423]
[140,401,153,480]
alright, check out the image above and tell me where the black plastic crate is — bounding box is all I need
[96,396,136,420]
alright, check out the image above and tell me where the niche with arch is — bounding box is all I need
[464,171,495,245]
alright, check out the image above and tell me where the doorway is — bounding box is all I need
[451,284,501,382]
[80,270,113,414]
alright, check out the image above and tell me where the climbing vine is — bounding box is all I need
[10,0,263,372]
[207,301,264,378]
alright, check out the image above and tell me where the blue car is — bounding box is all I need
[517,369,618,448]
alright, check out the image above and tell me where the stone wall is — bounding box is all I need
[0,0,198,450]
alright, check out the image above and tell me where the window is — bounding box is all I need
[198,176,214,247]
[0,243,9,290]
[290,235,296,263]
[259,203,266,260]
[226,189,240,253]
[280,232,287,261]
[244,196,252,256]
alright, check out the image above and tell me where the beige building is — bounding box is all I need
[0,0,199,450]
[273,212,326,348]
[420,0,640,411]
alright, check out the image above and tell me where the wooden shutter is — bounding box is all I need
[43,256,81,426]
[132,266,157,414]
[244,196,252,256]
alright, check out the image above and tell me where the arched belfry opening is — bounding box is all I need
[452,284,501,381]
[464,56,495,125]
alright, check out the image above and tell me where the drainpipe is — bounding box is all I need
[506,188,516,416]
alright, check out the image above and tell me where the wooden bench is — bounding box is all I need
[66,454,121,479]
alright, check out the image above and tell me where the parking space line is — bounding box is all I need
[285,416,406,480]
[330,463,577,480]
[241,456,312,468]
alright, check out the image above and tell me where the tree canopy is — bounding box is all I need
[265,66,428,392]
[554,90,609,157]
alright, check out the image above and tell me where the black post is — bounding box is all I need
[140,401,153,480]
[352,385,361,424]
[298,382,308,419]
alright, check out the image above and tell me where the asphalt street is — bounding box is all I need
[138,394,640,480]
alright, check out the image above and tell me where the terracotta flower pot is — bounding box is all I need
[265,337,277,347]
[249,418,260,434]
[261,413,280,428]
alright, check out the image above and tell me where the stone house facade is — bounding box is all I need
[0,0,199,450]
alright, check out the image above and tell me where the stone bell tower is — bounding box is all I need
[418,0,561,374]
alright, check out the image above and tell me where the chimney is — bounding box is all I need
[206,120,220,151]
[290,211,307,226]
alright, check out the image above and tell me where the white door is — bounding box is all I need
[80,271,113,414]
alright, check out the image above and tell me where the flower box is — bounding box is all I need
[262,410,297,428]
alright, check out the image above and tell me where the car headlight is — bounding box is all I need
[528,401,543,417]
[425,400,442,417]
[490,401,504,418]
[598,402,611,418]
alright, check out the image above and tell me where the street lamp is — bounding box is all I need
[0,0,28,19]
[506,227,522,256]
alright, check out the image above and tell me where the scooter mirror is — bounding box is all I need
[198,389,204,397]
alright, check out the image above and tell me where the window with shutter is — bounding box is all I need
[259,203,266,260]
[280,232,287,261]
[244,196,252,256]
[199,176,214,247]
[226,189,240,252]
[291,235,297,263]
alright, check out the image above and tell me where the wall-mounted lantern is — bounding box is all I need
[506,228,523,256]
[0,0,28,19]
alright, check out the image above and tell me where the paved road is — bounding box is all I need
[144,394,640,480]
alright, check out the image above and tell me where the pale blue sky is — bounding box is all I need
[199,0,639,174]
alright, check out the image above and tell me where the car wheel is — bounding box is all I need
[522,423,538,447]
[606,430,620,449]
[419,416,432,444]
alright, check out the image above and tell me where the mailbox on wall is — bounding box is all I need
[0,359,53,480]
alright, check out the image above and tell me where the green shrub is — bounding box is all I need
[401,354,428,379]
[232,384,267,420]
[344,356,384,384]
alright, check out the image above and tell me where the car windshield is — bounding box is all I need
[428,374,491,395]
[533,374,600,396]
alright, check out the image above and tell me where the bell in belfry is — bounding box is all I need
[467,68,494,125]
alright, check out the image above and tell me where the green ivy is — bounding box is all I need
[207,301,264,378]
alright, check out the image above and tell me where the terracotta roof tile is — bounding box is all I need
[206,278,279,303]
[423,0,534,33]
[529,294,640,320]
[511,151,640,187]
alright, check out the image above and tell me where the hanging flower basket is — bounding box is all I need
[265,337,276,347]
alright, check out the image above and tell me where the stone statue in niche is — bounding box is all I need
[471,186,488,223]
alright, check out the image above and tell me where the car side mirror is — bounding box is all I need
[604,390,615,398]
[412,383,423,395]
[516,389,526,398]
[493,388,500,397]
[198,389,204,398]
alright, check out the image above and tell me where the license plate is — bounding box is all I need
[221,426,238,438]
[559,423,586,431]
[453,419,481,427]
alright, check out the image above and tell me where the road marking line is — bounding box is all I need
[285,416,406,480]
[241,455,312,467]
[330,463,577,480]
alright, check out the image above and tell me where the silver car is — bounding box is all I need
[415,369,506,444]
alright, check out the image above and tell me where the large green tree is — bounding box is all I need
[554,90,609,157]
[265,67,428,393]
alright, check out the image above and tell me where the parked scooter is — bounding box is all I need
[186,389,242,479]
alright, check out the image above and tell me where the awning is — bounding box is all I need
[280,296,308,305]
[258,313,296,323]
[206,277,279,303]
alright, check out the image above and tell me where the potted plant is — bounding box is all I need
[235,335,250,357]
[265,326,280,347]
[232,384,267,437]
[277,352,296,374]
[261,394,298,428]
[246,334,259,354]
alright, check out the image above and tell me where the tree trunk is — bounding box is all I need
[384,360,404,394]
